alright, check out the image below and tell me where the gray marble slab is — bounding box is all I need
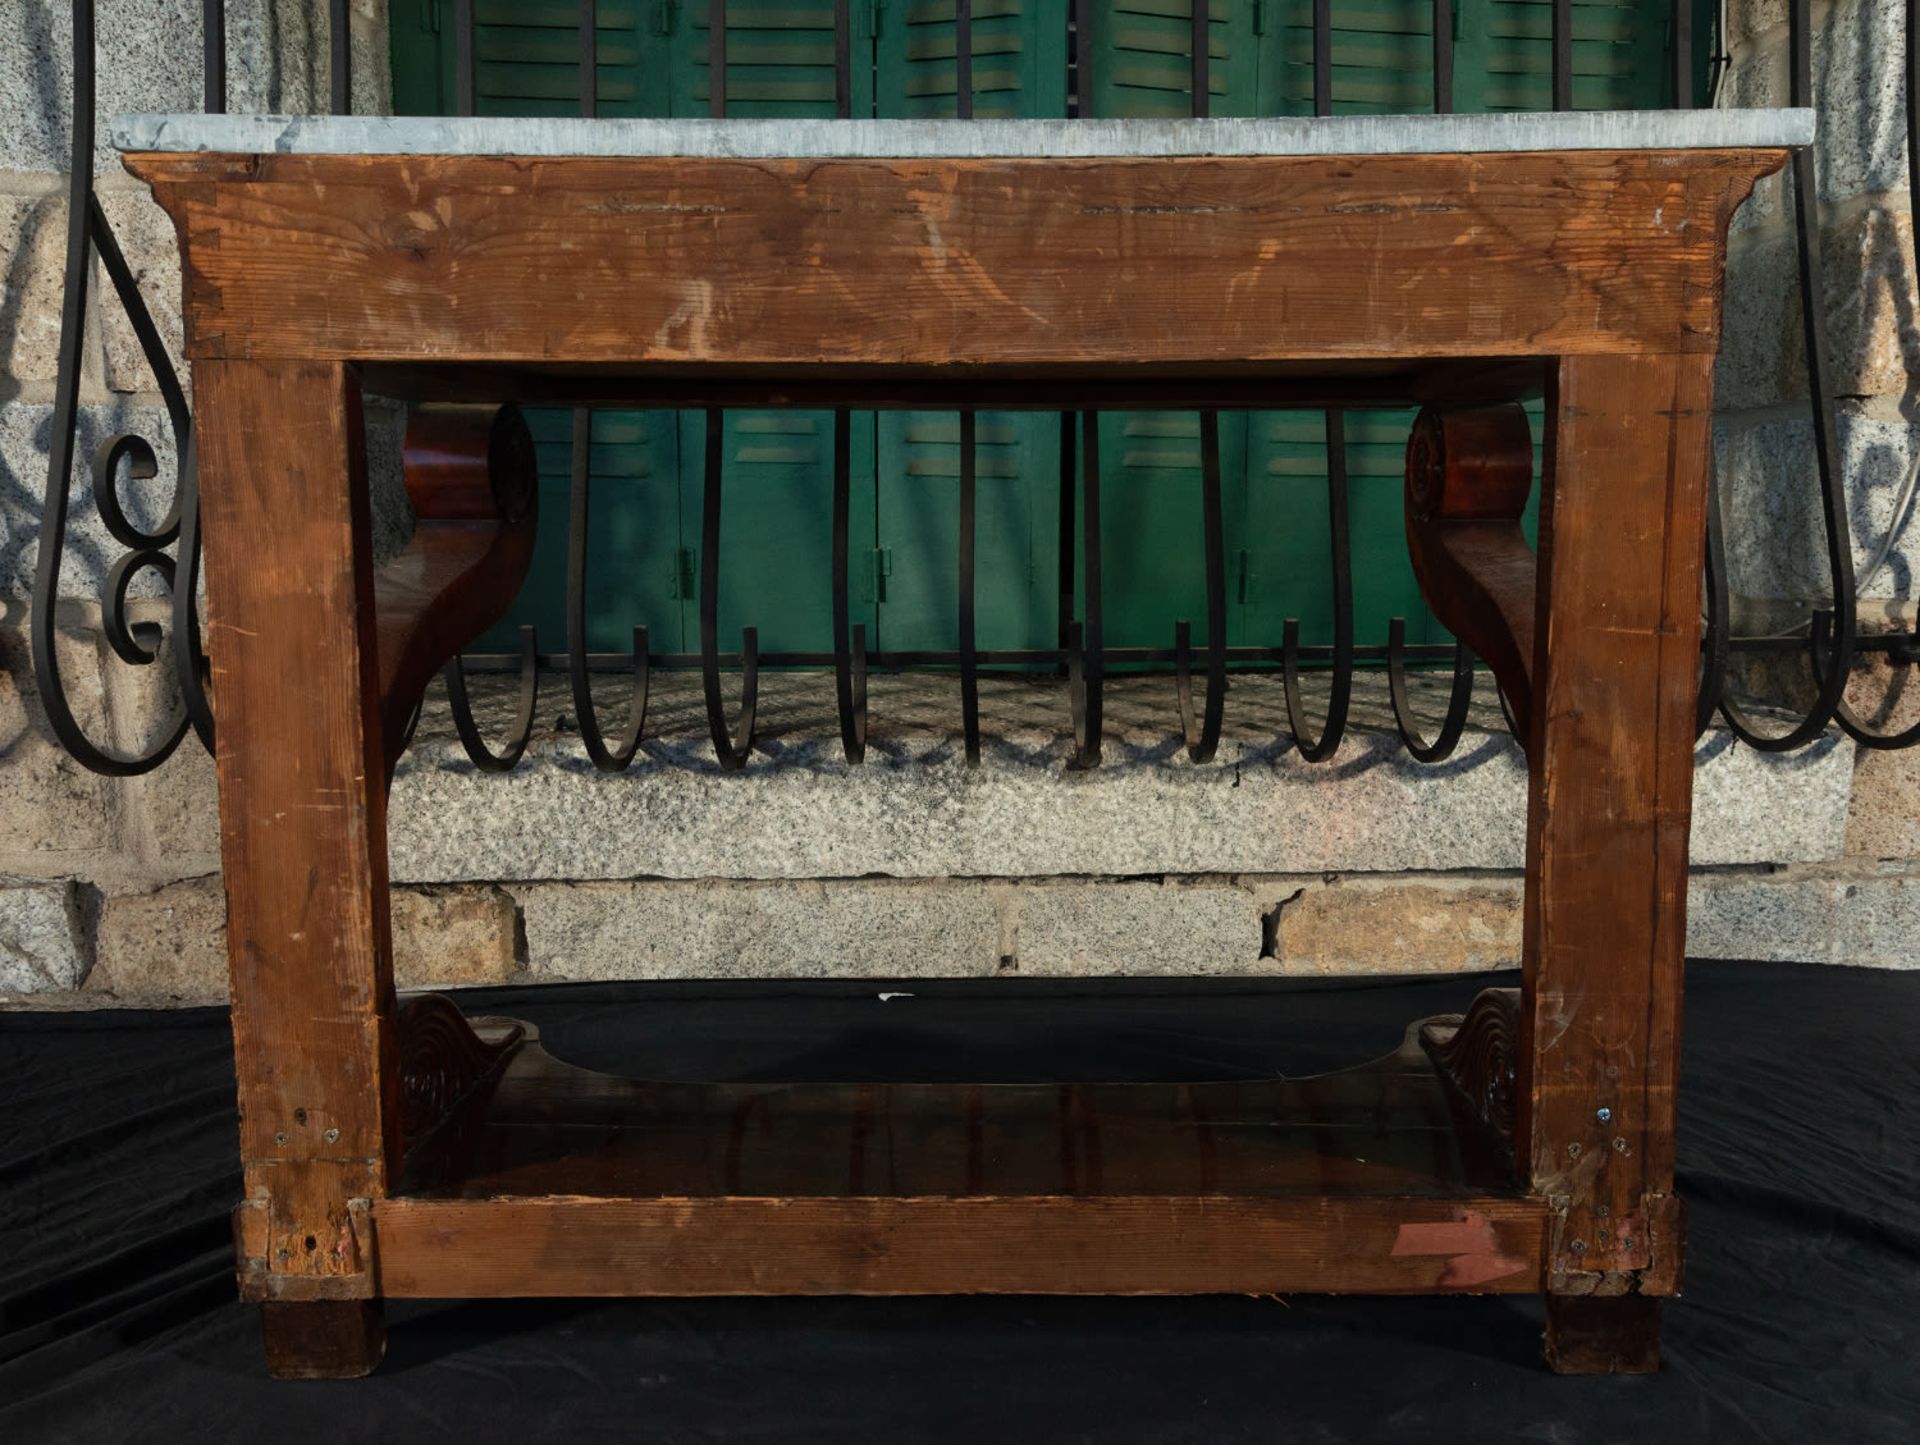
[114,109,1814,159]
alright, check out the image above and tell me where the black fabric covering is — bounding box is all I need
[2,962,1916,1443]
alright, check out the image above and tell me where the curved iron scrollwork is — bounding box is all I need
[1172,410,1228,765]
[33,0,213,777]
[699,409,760,771]
[444,625,540,772]
[1281,408,1356,762]
[567,409,651,772]
[36,0,1917,783]
[1388,619,1475,764]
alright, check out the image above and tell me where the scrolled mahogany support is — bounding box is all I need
[1403,403,1537,746]
[373,403,539,776]
[396,993,524,1152]
[1419,986,1521,1161]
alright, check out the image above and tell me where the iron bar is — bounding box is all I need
[956,0,974,119]
[835,0,853,117]
[1056,413,1077,677]
[709,0,727,117]
[452,633,1871,675]
[203,0,226,113]
[1281,408,1355,759]
[831,408,868,762]
[1714,0,1857,750]
[1313,0,1332,116]
[1074,0,1094,116]
[1070,413,1104,767]
[329,0,351,114]
[1697,468,1729,734]
[580,0,598,117]
[1173,410,1227,763]
[700,409,759,768]
[1387,618,1473,762]
[566,408,649,770]
[1671,0,1691,108]
[455,0,476,116]
[444,626,540,770]
[1190,0,1208,119]
[462,642,1493,671]
[959,411,982,763]
[1431,0,1451,114]
[1551,0,1571,110]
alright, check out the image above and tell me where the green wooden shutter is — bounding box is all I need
[476,407,687,652]
[1263,0,1444,115]
[1090,412,1247,654]
[874,0,1068,118]
[1088,0,1261,118]
[871,414,1057,651]
[685,410,879,652]
[674,0,877,115]
[1451,0,1672,113]
[1236,409,1427,647]
[392,0,677,116]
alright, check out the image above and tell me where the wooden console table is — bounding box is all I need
[117,108,1808,1378]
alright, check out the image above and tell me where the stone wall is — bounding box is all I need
[4,0,1920,1005]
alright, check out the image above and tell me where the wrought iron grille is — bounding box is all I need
[33,0,1920,775]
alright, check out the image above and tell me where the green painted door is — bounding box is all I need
[689,409,879,653]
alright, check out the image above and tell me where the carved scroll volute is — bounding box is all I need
[403,403,537,524]
[374,404,539,775]
[1404,404,1538,747]
[1421,986,1523,1155]
[395,994,524,1153]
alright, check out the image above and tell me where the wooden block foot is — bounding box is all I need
[1544,1293,1661,1375]
[261,1300,386,1380]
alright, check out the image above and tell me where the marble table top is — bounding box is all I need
[113,109,1815,161]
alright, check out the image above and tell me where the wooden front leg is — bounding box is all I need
[1526,352,1713,1372]
[196,360,395,1378]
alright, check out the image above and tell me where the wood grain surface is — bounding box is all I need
[1522,351,1713,1292]
[373,1194,1550,1298]
[195,359,397,1304]
[128,149,1782,368]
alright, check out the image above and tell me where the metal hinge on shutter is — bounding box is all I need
[670,546,696,600]
[419,0,440,34]
[1235,549,1254,604]
[863,548,892,603]
[870,0,886,37]
[653,0,678,37]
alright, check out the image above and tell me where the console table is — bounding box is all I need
[116,107,1809,1379]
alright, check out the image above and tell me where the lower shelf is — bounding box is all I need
[374,1008,1549,1298]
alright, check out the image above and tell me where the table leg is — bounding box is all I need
[1525,352,1713,1372]
[196,359,397,1378]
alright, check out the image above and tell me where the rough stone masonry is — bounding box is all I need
[4,0,1920,1004]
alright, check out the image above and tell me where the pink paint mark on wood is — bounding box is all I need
[1392,1210,1532,1288]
